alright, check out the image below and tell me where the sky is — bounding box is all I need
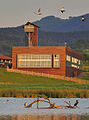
[0,0,89,27]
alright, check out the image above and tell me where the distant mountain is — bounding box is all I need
[34,14,89,32]
[0,27,89,56]
[0,14,89,56]
[39,30,89,46]
[0,26,25,56]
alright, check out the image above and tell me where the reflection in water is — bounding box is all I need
[0,114,89,120]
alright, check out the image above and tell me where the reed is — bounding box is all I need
[0,89,89,98]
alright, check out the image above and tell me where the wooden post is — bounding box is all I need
[37,97,39,109]
[28,32,31,47]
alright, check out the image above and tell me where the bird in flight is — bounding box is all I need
[82,16,85,21]
[37,8,41,15]
[60,6,65,13]
[34,8,42,15]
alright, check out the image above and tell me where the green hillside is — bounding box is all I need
[0,69,89,98]
[71,39,89,54]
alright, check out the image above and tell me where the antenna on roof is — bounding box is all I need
[64,41,67,47]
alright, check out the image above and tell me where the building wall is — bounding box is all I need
[12,46,83,77]
[66,66,82,77]
[12,46,66,76]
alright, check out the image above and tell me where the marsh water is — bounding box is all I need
[0,98,89,120]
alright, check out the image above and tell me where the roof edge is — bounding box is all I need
[25,22,40,28]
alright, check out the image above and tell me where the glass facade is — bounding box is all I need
[17,54,60,68]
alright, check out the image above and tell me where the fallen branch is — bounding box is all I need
[24,97,79,109]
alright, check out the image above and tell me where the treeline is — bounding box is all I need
[0,25,89,56]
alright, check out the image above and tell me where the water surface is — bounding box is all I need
[0,98,89,120]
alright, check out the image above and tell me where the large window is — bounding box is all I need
[72,57,81,65]
[17,54,52,68]
[66,55,71,62]
[17,54,60,68]
[24,25,34,32]
[72,57,78,64]
[66,55,82,69]
[53,54,60,68]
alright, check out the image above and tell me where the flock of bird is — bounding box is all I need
[34,7,85,21]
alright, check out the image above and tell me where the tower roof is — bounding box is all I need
[25,22,40,28]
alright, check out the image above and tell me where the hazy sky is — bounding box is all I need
[0,0,89,27]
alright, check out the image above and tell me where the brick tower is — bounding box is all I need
[24,22,40,47]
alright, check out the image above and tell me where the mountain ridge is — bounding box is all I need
[33,13,89,32]
[0,14,89,56]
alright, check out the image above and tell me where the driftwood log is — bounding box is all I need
[24,97,79,109]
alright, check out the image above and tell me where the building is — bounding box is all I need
[12,22,82,77]
[0,54,12,68]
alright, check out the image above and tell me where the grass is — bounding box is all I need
[0,68,73,85]
[0,68,89,97]
[0,84,89,90]
[0,68,89,90]
[82,61,89,72]
[81,72,89,80]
